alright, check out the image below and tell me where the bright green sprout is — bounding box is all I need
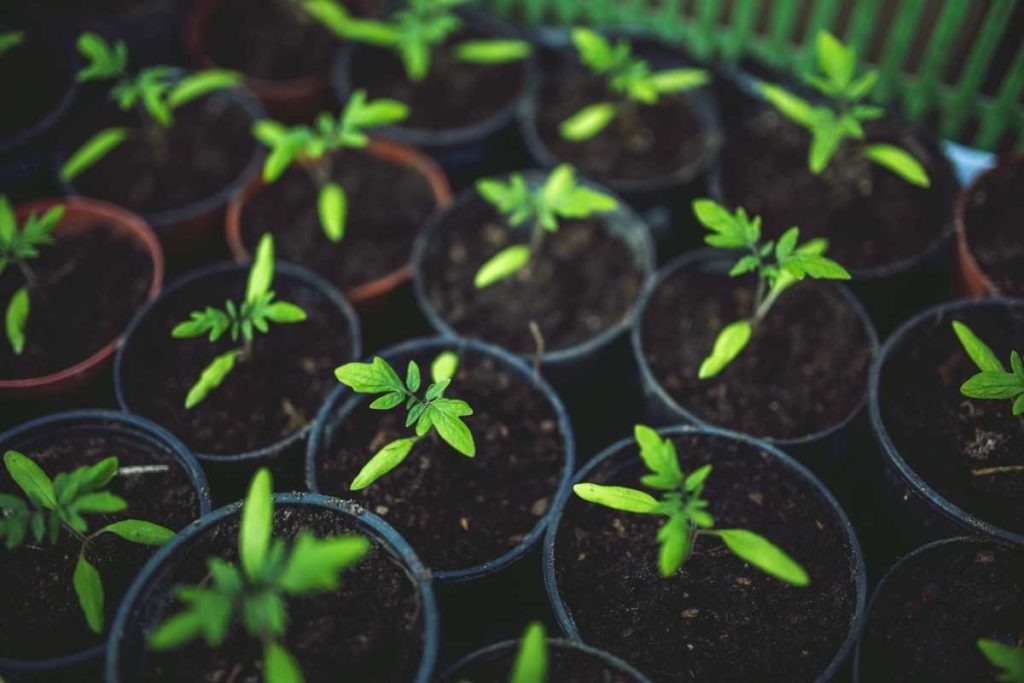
[0,450,174,633]
[757,30,930,187]
[978,639,1024,683]
[510,621,547,683]
[60,32,240,182]
[473,164,618,289]
[252,89,408,242]
[1,195,65,356]
[574,425,810,584]
[172,234,307,409]
[148,468,370,683]
[952,321,1024,416]
[334,351,474,490]
[692,198,850,379]
[307,0,531,83]
[560,28,709,142]
[0,31,25,57]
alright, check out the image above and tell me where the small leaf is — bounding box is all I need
[369,392,404,410]
[74,492,127,514]
[572,483,661,513]
[74,554,105,633]
[6,287,29,355]
[0,31,25,57]
[977,639,1024,683]
[863,143,930,187]
[405,360,421,393]
[559,102,617,142]
[474,245,531,289]
[757,82,817,129]
[571,28,615,71]
[815,30,855,88]
[510,622,548,683]
[657,513,689,577]
[961,372,1024,400]
[454,39,531,63]
[428,405,475,457]
[698,320,752,379]
[61,128,129,182]
[99,519,174,545]
[168,70,240,109]
[264,641,305,683]
[952,321,1006,373]
[246,234,275,303]
[684,464,713,492]
[350,437,418,490]
[318,182,347,242]
[3,451,56,509]
[263,301,307,324]
[148,611,206,650]
[717,529,810,586]
[240,468,274,581]
[278,533,370,594]
[185,350,238,408]
[648,68,709,93]
[431,351,459,383]
[335,358,403,394]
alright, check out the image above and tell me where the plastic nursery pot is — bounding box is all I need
[854,536,1024,683]
[439,636,652,683]
[106,492,438,682]
[330,10,537,173]
[954,153,1024,298]
[114,261,361,501]
[544,425,867,682]
[0,197,164,403]
[0,409,212,680]
[868,297,1024,549]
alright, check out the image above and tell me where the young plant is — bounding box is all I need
[252,89,408,242]
[692,198,850,379]
[510,621,547,683]
[1,195,64,355]
[148,468,370,683]
[952,321,1024,416]
[757,30,930,186]
[334,351,475,490]
[0,451,174,633]
[978,639,1024,683]
[473,164,618,288]
[172,234,306,408]
[0,31,24,57]
[559,28,709,142]
[60,32,240,182]
[309,0,531,83]
[573,425,810,584]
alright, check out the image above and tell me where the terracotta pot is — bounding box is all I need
[0,197,163,399]
[225,137,452,305]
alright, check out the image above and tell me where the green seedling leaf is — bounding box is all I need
[510,621,548,683]
[474,245,531,289]
[978,639,1024,683]
[816,30,855,88]
[429,401,476,457]
[559,102,617,142]
[247,234,275,303]
[99,520,174,545]
[649,68,709,93]
[4,450,56,509]
[953,321,1005,373]
[168,70,240,108]
[240,468,273,581]
[185,350,238,408]
[862,143,930,187]
[657,513,690,577]
[0,31,25,57]
[572,28,615,72]
[74,554,105,633]
[698,320,752,379]
[431,351,458,383]
[454,39,531,63]
[757,82,817,129]
[350,437,418,490]
[572,483,660,513]
[318,182,347,242]
[264,641,304,683]
[75,32,127,82]
[717,529,809,586]
[279,533,370,594]
[961,372,1024,400]
[61,128,129,181]
[5,287,29,355]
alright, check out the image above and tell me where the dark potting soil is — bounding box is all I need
[719,108,952,272]
[877,304,1024,535]
[533,67,711,183]
[347,30,526,131]
[858,539,1024,682]
[239,149,438,293]
[65,94,256,217]
[0,431,201,659]
[640,260,872,440]
[442,642,642,682]
[421,197,646,355]
[0,225,152,380]
[554,432,859,682]
[137,505,424,682]
[202,0,346,81]
[118,269,353,456]
[315,348,566,571]
[0,34,67,139]
[962,159,1024,296]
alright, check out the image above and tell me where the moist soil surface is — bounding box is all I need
[347,29,526,131]
[719,108,953,272]
[0,430,201,659]
[315,347,566,571]
[640,258,872,440]
[421,197,646,355]
[118,268,353,456]
[858,539,1024,682]
[135,505,424,682]
[554,432,859,682]
[533,67,711,183]
[962,159,1024,296]
[442,642,642,682]
[0,35,67,139]
[0,225,152,380]
[877,303,1024,535]
[65,94,256,218]
[239,149,439,293]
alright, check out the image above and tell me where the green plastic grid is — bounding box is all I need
[491,0,1023,152]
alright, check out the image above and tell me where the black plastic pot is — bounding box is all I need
[106,492,439,683]
[543,425,868,682]
[868,297,1024,549]
[0,409,212,681]
[114,261,361,502]
[330,10,537,176]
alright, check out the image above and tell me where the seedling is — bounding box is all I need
[334,351,475,490]
[308,0,531,83]
[0,31,24,57]
[252,90,409,242]
[692,198,850,379]
[952,321,1024,416]
[1,195,64,355]
[510,621,547,683]
[574,425,810,584]
[172,234,306,408]
[0,450,174,633]
[473,164,618,288]
[978,639,1024,683]
[559,28,709,142]
[757,30,929,187]
[60,32,240,182]
[148,469,370,683]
